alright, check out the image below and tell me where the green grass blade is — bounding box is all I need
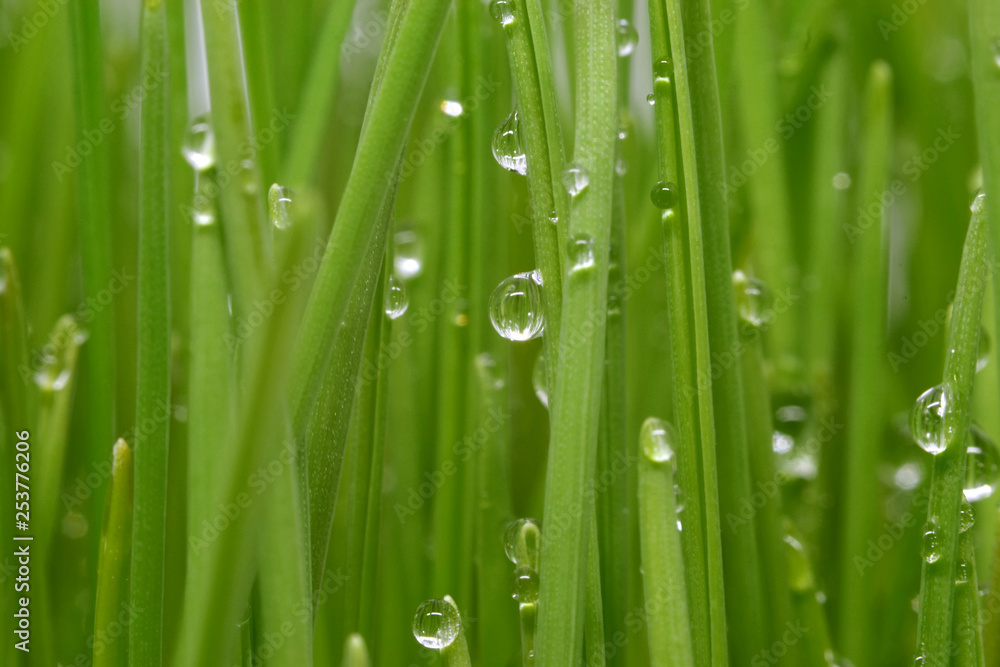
[342,633,372,667]
[915,198,991,666]
[954,516,986,667]
[836,61,892,665]
[130,0,172,662]
[442,596,474,667]
[94,440,134,667]
[637,418,695,667]
[535,0,616,660]
[584,511,607,667]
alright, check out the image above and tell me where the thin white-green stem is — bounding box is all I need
[94,440,133,667]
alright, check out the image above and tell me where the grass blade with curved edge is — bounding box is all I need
[535,0,615,661]
[130,1,171,663]
[637,418,695,667]
[442,596,473,667]
[342,633,372,667]
[915,199,991,666]
[94,440,134,667]
[836,62,891,665]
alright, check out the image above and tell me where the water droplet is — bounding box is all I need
[615,158,628,176]
[412,598,461,649]
[910,384,956,455]
[268,183,293,230]
[385,275,409,320]
[240,159,259,196]
[956,560,970,584]
[492,111,527,175]
[61,511,89,539]
[653,58,672,82]
[641,417,677,465]
[489,271,545,341]
[992,39,1000,69]
[562,162,589,196]
[650,181,677,209]
[832,172,852,190]
[733,270,772,327]
[783,531,815,593]
[533,353,548,407]
[511,565,539,604]
[965,425,1000,502]
[568,234,595,271]
[922,520,941,564]
[646,93,656,106]
[616,19,637,56]
[35,318,79,392]
[440,99,464,117]
[977,326,991,372]
[490,0,515,25]
[893,462,923,491]
[192,196,215,227]
[394,226,423,279]
[504,518,541,568]
[959,497,976,533]
[182,114,216,171]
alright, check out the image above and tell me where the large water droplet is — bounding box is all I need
[268,183,293,230]
[490,0,515,26]
[641,417,677,466]
[394,226,423,279]
[385,275,409,320]
[965,425,1000,502]
[733,270,773,327]
[182,114,216,171]
[492,111,527,175]
[922,520,941,564]
[533,353,548,407]
[650,181,677,210]
[910,384,956,455]
[568,234,595,271]
[412,598,461,649]
[504,518,541,568]
[562,162,589,196]
[616,19,637,56]
[489,271,545,341]
[511,565,539,604]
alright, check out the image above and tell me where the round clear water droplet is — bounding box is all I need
[440,99,464,117]
[646,93,656,106]
[910,383,956,455]
[653,58,672,82]
[412,598,461,649]
[490,0,515,25]
[268,183,293,230]
[533,353,548,407]
[733,270,772,327]
[977,326,991,372]
[385,275,409,320]
[568,234,595,271]
[641,417,677,466]
[394,226,423,279]
[504,518,541,567]
[511,565,539,604]
[650,181,677,210]
[562,162,589,196]
[492,111,527,176]
[182,114,216,171]
[616,19,637,56]
[922,520,942,564]
[965,425,1000,502]
[489,271,545,341]
[832,172,852,190]
[959,497,976,533]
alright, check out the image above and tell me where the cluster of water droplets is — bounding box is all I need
[489,270,545,341]
[411,597,462,649]
[492,111,527,175]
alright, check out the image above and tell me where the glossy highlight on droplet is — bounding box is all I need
[489,271,544,341]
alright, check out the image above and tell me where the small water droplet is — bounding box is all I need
[893,462,924,491]
[733,270,772,327]
[562,162,589,196]
[650,181,677,209]
[412,598,461,649]
[568,234,595,271]
[385,275,409,320]
[832,172,852,190]
[489,271,545,341]
[641,417,677,465]
[959,497,976,533]
[268,183,293,230]
[511,565,539,604]
[440,99,464,117]
[615,158,628,176]
[192,197,216,227]
[922,520,941,564]
[956,560,970,584]
[240,159,259,196]
[533,353,548,407]
[490,0,515,26]
[653,58,673,82]
[910,384,956,455]
[182,114,216,171]
[492,111,527,175]
[61,511,89,539]
[616,19,637,56]
[646,93,656,106]
[35,319,79,392]
[394,226,423,279]
[965,425,1000,501]
[977,326,991,372]
[504,518,541,567]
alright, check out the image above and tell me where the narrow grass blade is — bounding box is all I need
[915,201,991,666]
[130,1,172,662]
[342,633,372,667]
[784,529,836,667]
[584,511,607,667]
[954,513,986,667]
[637,418,695,667]
[442,596,473,667]
[836,61,892,664]
[535,0,616,661]
[94,440,134,667]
